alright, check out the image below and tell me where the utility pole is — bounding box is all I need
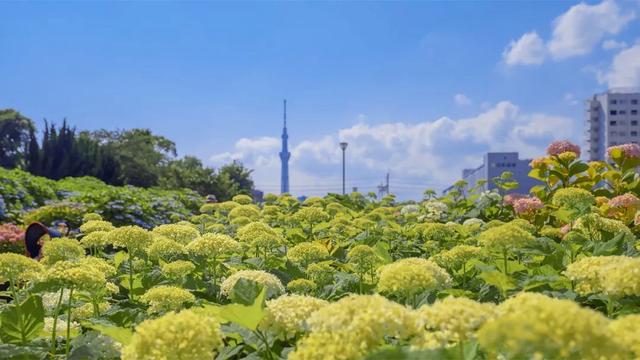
[339,142,348,195]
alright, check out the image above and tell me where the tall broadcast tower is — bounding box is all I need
[279,100,290,194]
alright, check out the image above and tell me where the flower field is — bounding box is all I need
[1,140,640,360]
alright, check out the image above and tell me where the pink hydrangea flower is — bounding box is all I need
[529,157,547,169]
[0,224,24,244]
[608,193,640,210]
[546,140,581,157]
[513,197,544,214]
[607,143,640,160]
[503,193,528,206]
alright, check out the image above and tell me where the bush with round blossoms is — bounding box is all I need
[40,237,86,265]
[236,222,283,251]
[287,242,329,268]
[415,223,458,244]
[290,294,417,359]
[565,256,640,299]
[186,233,241,259]
[151,223,199,244]
[121,309,223,360]
[106,226,153,254]
[80,231,110,254]
[0,253,43,285]
[412,296,496,349]
[228,205,260,221]
[432,245,484,271]
[347,244,384,279]
[41,260,107,294]
[230,216,251,227]
[477,223,536,254]
[477,292,624,360]
[287,279,317,295]
[293,207,330,226]
[161,260,196,281]
[232,194,253,205]
[79,220,115,234]
[220,270,285,299]
[260,295,328,340]
[82,213,103,222]
[573,213,635,243]
[139,285,196,313]
[376,258,451,304]
[146,236,187,262]
[552,187,595,213]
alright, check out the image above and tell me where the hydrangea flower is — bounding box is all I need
[121,309,223,360]
[347,244,383,275]
[306,260,336,286]
[152,224,199,244]
[228,205,260,220]
[513,196,544,215]
[231,194,253,205]
[478,292,624,360]
[376,258,451,300]
[41,238,85,265]
[287,279,317,294]
[287,242,329,267]
[161,260,196,280]
[608,314,640,357]
[607,143,640,160]
[546,140,581,157]
[79,220,114,234]
[41,260,107,293]
[565,256,640,297]
[107,226,153,253]
[146,236,187,262]
[220,270,284,298]
[236,222,283,249]
[432,245,483,270]
[80,231,110,250]
[260,295,328,339]
[140,286,195,313]
[0,253,43,284]
[186,233,241,258]
[552,187,595,212]
[477,224,536,252]
[413,296,495,349]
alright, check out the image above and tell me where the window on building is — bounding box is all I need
[610,131,618,137]
[610,121,617,126]
[610,110,617,115]
[611,99,618,105]
[632,99,638,105]
[632,120,639,126]
[620,110,627,115]
[632,110,638,115]
[631,131,638,137]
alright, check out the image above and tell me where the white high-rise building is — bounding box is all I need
[585,89,640,161]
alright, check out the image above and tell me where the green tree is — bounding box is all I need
[159,156,218,196]
[0,109,35,169]
[214,161,254,200]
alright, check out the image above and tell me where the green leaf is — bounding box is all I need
[82,322,133,345]
[118,274,144,294]
[0,295,45,345]
[479,270,516,296]
[113,251,128,269]
[229,278,262,305]
[568,162,589,177]
[374,242,393,264]
[201,287,267,330]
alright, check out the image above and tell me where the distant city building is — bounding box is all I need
[443,152,540,195]
[585,88,640,161]
[279,99,291,194]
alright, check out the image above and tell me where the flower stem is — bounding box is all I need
[65,288,74,357]
[49,289,65,359]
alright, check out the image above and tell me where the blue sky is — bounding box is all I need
[1,1,639,199]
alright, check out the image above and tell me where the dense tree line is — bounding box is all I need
[0,109,254,200]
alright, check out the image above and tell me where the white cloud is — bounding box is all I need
[602,39,628,50]
[599,43,640,87]
[453,93,472,106]
[503,32,546,65]
[548,0,634,59]
[564,93,579,105]
[210,103,577,199]
[504,0,635,66]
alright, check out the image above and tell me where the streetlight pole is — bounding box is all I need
[339,142,348,195]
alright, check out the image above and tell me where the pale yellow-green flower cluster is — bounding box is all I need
[82,213,103,222]
[477,292,624,360]
[72,302,110,320]
[552,187,595,211]
[41,260,107,293]
[121,309,223,360]
[236,222,283,249]
[0,253,43,283]
[80,231,110,249]
[477,223,536,252]
[415,223,457,243]
[347,244,383,275]
[565,256,640,297]
[80,220,115,234]
[287,242,329,267]
[220,270,285,298]
[413,296,495,349]
[228,205,260,220]
[287,279,317,294]
[185,233,241,258]
[294,207,330,224]
[376,258,451,299]
[162,260,196,280]
[107,226,153,253]
[573,213,635,243]
[432,245,483,270]
[290,294,416,360]
[260,294,328,339]
[152,224,200,244]
[608,314,640,357]
[41,237,85,265]
[146,236,186,261]
[232,194,253,205]
[306,261,335,286]
[139,285,196,313]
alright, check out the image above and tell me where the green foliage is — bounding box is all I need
[0,295,45,345]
